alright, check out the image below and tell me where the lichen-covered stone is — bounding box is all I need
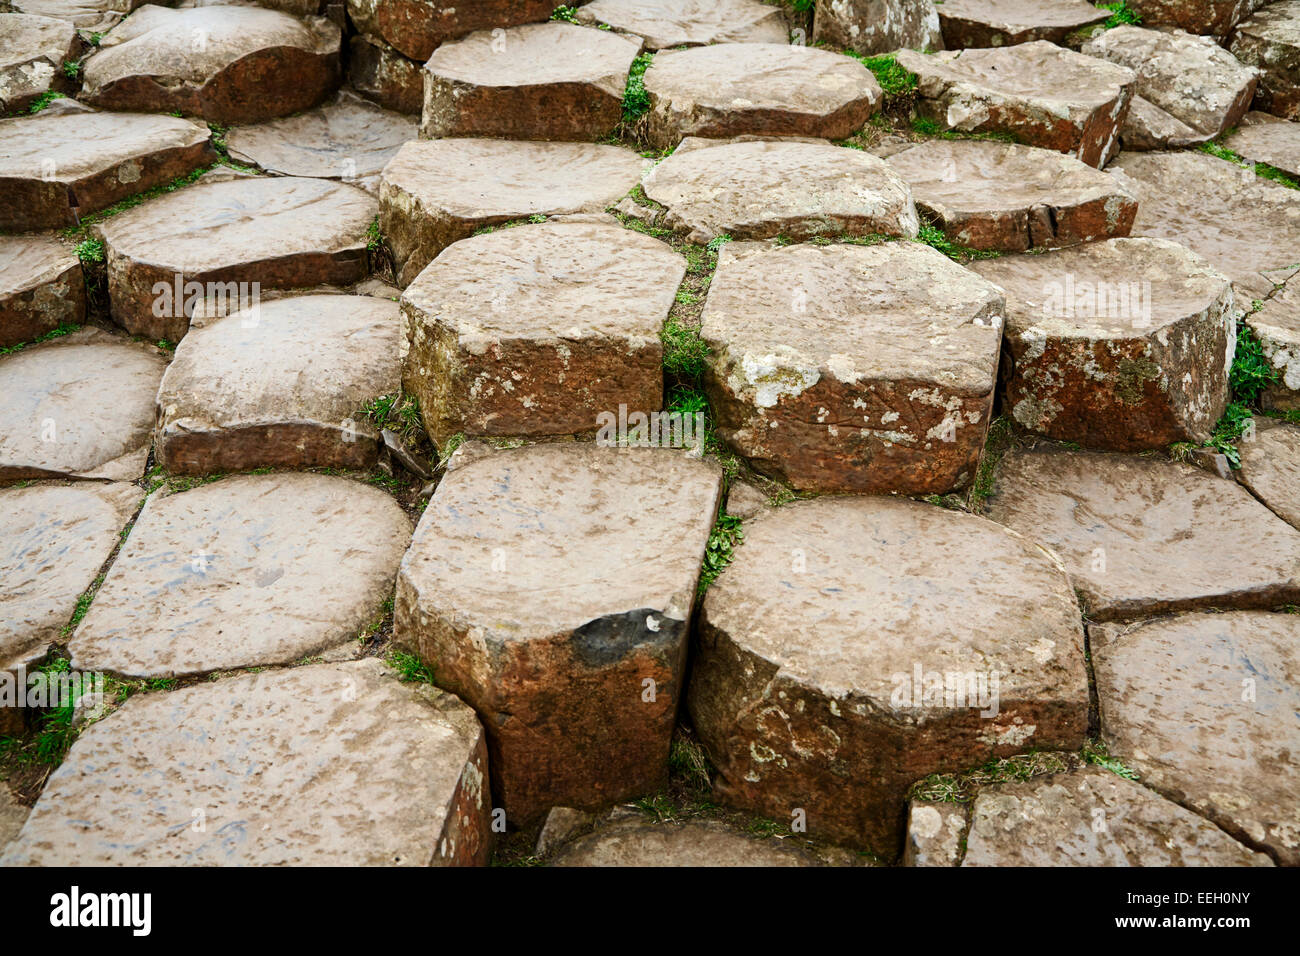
[812,0,943,56]
[1230,1,1300,119]
[575,0,789,49]
[0,12,78,113]
[0,236,84,350]
[936,0,1108,49]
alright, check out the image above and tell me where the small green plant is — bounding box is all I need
[698,512,743,593]
[1098,2,1142,28]
[622,52,654,124]
[62,60,80,79]
[0,323,78,355]
[550,4,578,21]
[74,238,104,263]
[1230,324,1281,405]
[661,317,710,378]
[387,650,436,684]
[1199,140,1300,190]
[917,222,1001,262]
[28,90,65,113]
[967,416,1016,511]
[1083,738,1139,780]
[1204,402,1255,468]
[849,53,918,98]
[366,217,383,252]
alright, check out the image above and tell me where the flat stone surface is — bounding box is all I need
[68,473,411,678]
[1129,0,1266,37]
[0,329,165,482]
[688,496,1088,857]
[909,766,1271,866]
[96,175,375,342]
[420,22,641,141]
[1231,1,1300,119]
[887,139,1136,251]
[1,482,139,672]
[347,0,555,62]
[643,138,919,244]
[226,91,414,188]
[395,442,722,825]
[986,449,1300,620]
[897,42,1137,167]
[701,241,1002,494]
[81,4,340,123]
[347,33,421,114]
[1119,94,1207,150]
[401,217,684,445]
[1224,111,1300,177]
[642,43,881,151]
[379,138,647,286]
[970,237,1233,448]
[0,12,76,113]
[936,0,1108,48]
[155,294,401,474]
[575,0,789,49]
[551,819,823,866]
[1110,150,1300,301]
[1083,25,1258,142]
[0,236,84,349]
[0,660,492,865]
[1093,610,1300,865]
[812,0,943,56]
[1238,420,1300,529]
[1250,281,1300,409]
[0,110,214,231]
[12,0,140,33]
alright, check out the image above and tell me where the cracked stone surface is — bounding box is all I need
[0,110,215,231]
[897,42,1137,167]
[1223,111,1300,177]
[0,236,84,349]
[379,138,647,286]
[0,660,492,865]
[574,0,789,49]
[812,0,943,56]
[420,22,641,142]
[401,217,684,446]
[95,175,376,342]
[68,473,411,679]
[0,329,166,482]
[642,43,881,151]
[1128,0,1267,37]
[985,448,1300,620]
[347,34,422,114]
[0,12,77,113]
[395,442,722,826]
[551,819,825,866]
[642,138,919,244]
[0,482,139,672]
[1092,610,1300,865]
[936,0,1108,48]
[155,294,401,474]
[970,237,1234,449]
[687,495,1089,858]
[701,241,1003,494]
[907,766,1272,866]
[347,0,555,62]
[1231,2,1300,119]
[1238,419,1300,529]
[887,139,1137,252]
[81,5,341,124]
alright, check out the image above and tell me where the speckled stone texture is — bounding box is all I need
[0,236,84,349]
[575,0,789,49]
[812,0,943,56]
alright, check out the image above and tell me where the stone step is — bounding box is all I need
[1129,0,1267,38]
[550,818,828,867]
[643,137,919,244]
[0,109,214,231]
[80,4,340,124]
[642,43,881,151]
[970,237,1234,449]
[936,0,1108,49]
[69,473,411,678]
[395,441,722,826]
[896,42,1137,167]
[575,0,789,49]
[0,659,491,865]
[1092,610,1300,865]
[1238,419,1300,530]
[812,0,942,57]
[420,22,641,142]
[378,138,648,286]
[95,175,376,342]
[886,140,1137,252]
[985,449,1300,620]
[401,216,685,447]
[155,294,401,474]
[0,329,165,482]
[1231,2,1300,120]
[347,0,555,63]
[1224,111,1300,178]
[0,11,78,113]
[11,0,140,34]
[0,236,84,349]
[687,495,1089,858]
[346,34,422,115]
[1250,280,1300,411]
[701,240,1002,494]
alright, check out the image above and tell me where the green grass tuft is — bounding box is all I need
[848,53,918,98]
[623,52,654,124]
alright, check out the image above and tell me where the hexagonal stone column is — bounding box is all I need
[986,449,1300,620]
[68,473,411,678]
[0,660,492,865]
[574,0,790,49]
[421,23,641,141]
[347,0,556,63]
[896,42,1137,167]
[701,241,1002,494]
[642,44,881,151]
[0,236,83,349]
[81,5,341,123]
[0,12,78,113]
[0,329,165,482]
[812,0,943,56]
[0,110,214,231]
[643,139,919,244]
[401,218,685,447]
[886,140,1136,252]
[155,294,401,474]
[1231,1,1300,119]
[96,176,375,342]
[379,138,647,286]
[348,34,421,114]
[1239,420,1300,529]
[1093,610,1300,865]
[936,0,1108,48]
[970,238,1233,449]
[1131,0,1267,38]
[395,442,723,826]
[906,766,1271,866]
[687,496,1089,858]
